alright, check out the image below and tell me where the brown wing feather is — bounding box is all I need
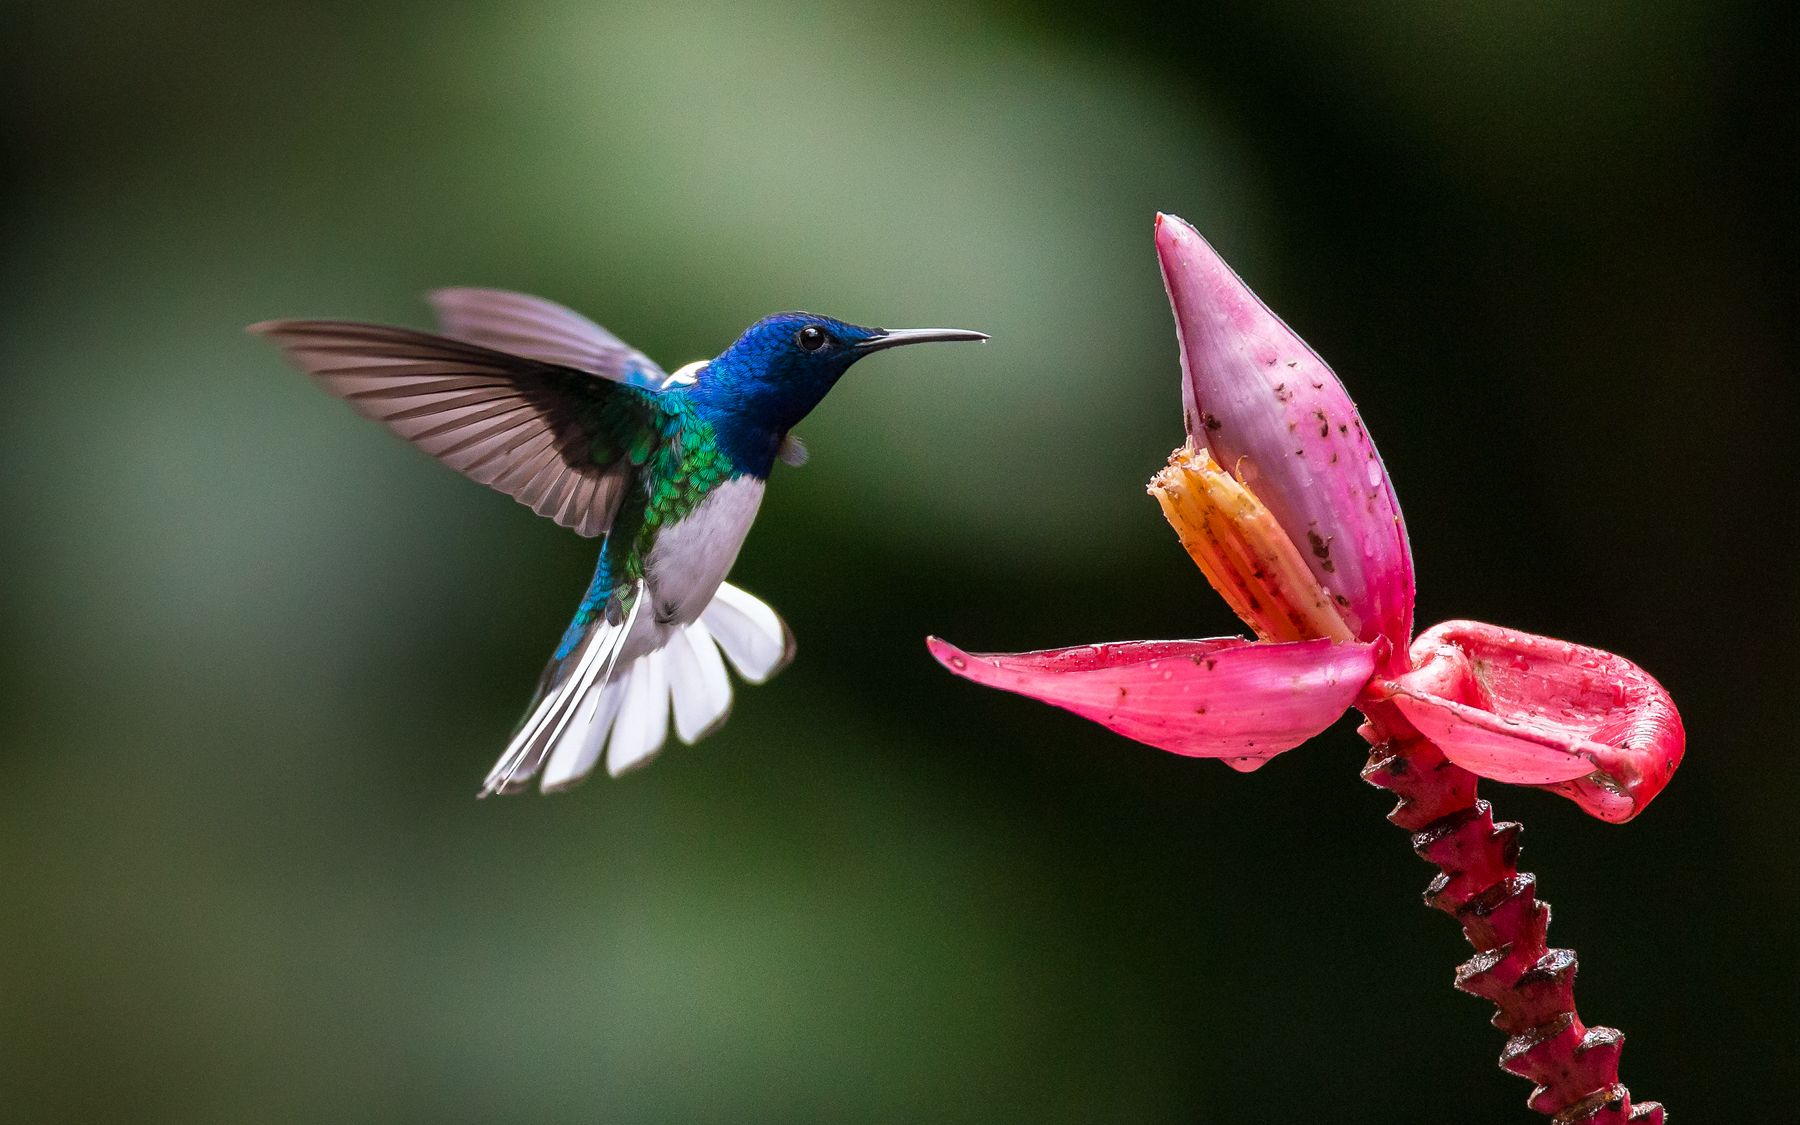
[250,319,651,538]
[426,288,668,387]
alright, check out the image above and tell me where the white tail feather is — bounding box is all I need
[485,581,793,793]
[666,622,734,744]
[606,651,668,776]
[540,680,626,792]
[702,582,795,683]
[480,584,642,796]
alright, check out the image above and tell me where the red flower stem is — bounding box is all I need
[1356,699,1664,1123]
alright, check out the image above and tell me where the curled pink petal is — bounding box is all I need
[1155,213,1414,663]
[928,635,1377,772]
[1381,620,1685,823]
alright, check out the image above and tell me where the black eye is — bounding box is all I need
[795,325,828,352]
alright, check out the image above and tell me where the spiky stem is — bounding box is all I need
[1356,699,1664,1122]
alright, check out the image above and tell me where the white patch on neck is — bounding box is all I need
[661,360,706,388]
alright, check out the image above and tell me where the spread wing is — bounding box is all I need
[426,288,669,389]
[251,319,667,538]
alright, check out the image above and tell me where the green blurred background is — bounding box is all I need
[3,1,1794,1120]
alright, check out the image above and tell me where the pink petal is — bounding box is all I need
[1155,214,1414,664]
[1382,620,1685,823]
[927,635,1377,772]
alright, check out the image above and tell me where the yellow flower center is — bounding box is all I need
[1149,441,1355,644]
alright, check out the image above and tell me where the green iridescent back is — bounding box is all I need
[582,389,736,587]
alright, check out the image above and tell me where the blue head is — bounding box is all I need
[687,311,985,474]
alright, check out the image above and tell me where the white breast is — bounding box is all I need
[643,476,766,631]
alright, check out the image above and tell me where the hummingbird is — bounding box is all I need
[252,289,986,794]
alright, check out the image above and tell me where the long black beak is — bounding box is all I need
[853,327,989,353]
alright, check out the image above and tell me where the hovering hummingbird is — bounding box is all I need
[252,289,986,794]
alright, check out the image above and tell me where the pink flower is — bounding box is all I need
[930,214,1683,823]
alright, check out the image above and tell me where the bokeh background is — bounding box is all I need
[3,1,1794,1121]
